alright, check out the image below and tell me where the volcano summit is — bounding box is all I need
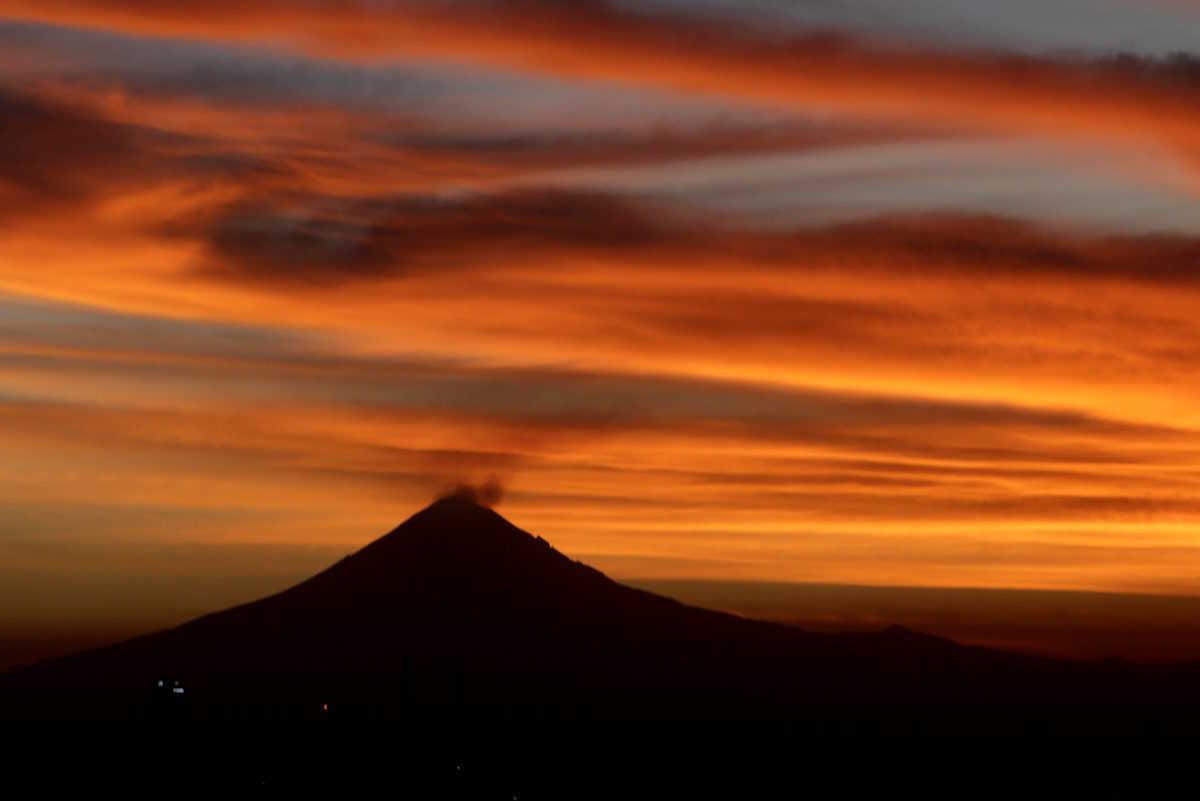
[4,497,1199,788]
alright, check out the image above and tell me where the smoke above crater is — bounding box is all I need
[438,477,506,508]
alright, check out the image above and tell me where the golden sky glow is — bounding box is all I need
[5,2,1200,642]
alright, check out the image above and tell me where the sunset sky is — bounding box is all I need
[5,1,1200,648]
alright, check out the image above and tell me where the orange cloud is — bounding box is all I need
[4,2,1200,177]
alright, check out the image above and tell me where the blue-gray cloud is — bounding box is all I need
[626,0,1200,57]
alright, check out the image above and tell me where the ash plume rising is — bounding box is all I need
[437,476,505,508]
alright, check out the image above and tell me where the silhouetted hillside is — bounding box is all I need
[4,496,1199,790]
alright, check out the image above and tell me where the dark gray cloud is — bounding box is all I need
[197,188,679,284]
[0,20,503,109]
[0,18,738,123]
[0,89,163,211]
[626,0,1200,58]
[193,181,1200,289]
[0,87,280,219]
[789,216,1200,284]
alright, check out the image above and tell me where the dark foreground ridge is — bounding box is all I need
[4,496,1199,790]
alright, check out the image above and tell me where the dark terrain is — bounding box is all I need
[4,495,1197,792]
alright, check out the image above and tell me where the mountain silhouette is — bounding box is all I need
[5,496,1200,789]
[3,496,1015,702]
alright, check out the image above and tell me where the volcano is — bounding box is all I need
[5,495,1200,785]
